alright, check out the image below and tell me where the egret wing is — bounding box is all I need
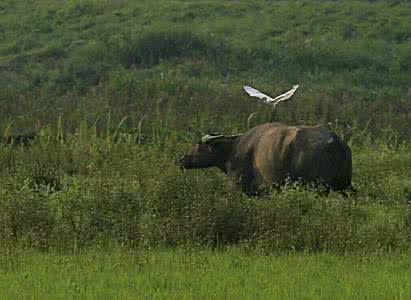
[271,84,299,105]
[243,86,274,103]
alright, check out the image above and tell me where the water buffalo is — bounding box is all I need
[179,123,352,195]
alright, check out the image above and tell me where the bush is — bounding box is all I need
[56,40,110,93]
[244,185,362,252]
[50,175,145,248]
[142,170,249,247]
[115,30,213,68]
[0,176,54,250]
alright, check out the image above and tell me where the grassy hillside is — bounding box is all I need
[0,0,410,138]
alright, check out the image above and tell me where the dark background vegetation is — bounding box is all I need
[0,0,410,253]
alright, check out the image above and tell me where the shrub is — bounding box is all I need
[56,40,110,93]
[244,184,363,252]
[115,30,212,68]
[141,170,249,247]
[0,176,54,250]
[50,175,145,248]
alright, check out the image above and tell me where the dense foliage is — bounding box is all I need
[0,133,410,253]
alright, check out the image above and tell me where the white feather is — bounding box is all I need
[244,84,299,106]
[243,86,275,103]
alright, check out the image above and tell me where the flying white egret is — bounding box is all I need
[243,84,299,107]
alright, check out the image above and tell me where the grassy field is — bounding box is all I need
[1,248,411,300]
[0,0,410,252]
[0,0,411,297]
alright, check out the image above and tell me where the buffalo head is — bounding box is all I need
[179,134,241,170]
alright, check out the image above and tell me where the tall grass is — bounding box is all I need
[0,123,410,253]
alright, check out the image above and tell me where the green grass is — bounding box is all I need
[1,248,411,299]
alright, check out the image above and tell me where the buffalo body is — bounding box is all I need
[180,123,352,195]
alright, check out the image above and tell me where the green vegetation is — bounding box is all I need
[1,1,411,297]
[0,3,411,297]
[0,130,410,252]
[0,0,410,137]
[1,248,411,299]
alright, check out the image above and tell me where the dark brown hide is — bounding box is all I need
[180,123,352,195]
